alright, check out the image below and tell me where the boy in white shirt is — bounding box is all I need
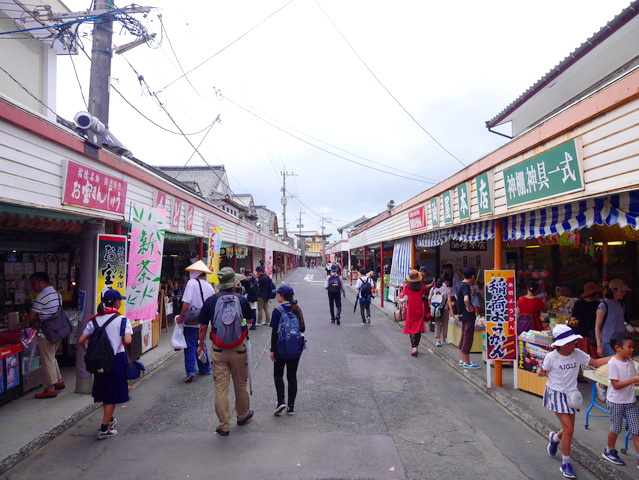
[602,331,639,467]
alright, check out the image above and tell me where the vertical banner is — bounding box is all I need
[155,191,167,210]
[265,248,273,275]
[126,207,167,321]
[96,234,127,314]
[207,227,223,284]
[185,204,195,231]
[484,270,517,388]
[171,198,182,230]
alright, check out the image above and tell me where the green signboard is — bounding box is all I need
[457,182,470,220]
[503,140,583,207]
[442,190,453,224]
[430,197,439,227]
[476,172,493,216]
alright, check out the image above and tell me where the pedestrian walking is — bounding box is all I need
[240,270,260,330]
[325,264,345,325]
[595,278,631,357]
[569,282,602,358]
[255,266,276,325]
[77,290,132,440]
[398,270,426,357]
[356,268,373,325]
[429,275,452,347]
[457,266,480,369]
[538,325,610,479]
[197,267,255,437]
[270,285,306,416]
[25,272,65,399]
[600,332,639,467]
[176,260,215,383]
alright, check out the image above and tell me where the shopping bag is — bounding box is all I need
[171,322,187,350]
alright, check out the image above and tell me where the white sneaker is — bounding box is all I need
[97,428,117,440]
[441,341,450,345]
[596,383,607,402]
[435,341,442,347]
[273,404,286,416]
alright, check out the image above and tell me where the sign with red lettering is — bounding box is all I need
[408,206,427,232]
[203,215,217,235]
[62,160,127,215]
[185,204,195,231]
[171,198,182,230]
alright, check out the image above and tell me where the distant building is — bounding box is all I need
[337,216,369,238]
[255,205,279,235]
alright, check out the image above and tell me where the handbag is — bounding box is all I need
[182,279,206,324]
[40,306,73,344]
[393,303,405,323]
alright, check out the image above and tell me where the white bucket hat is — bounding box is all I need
[551,324,582,348]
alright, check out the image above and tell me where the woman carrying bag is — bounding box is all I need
[399,270,426,357]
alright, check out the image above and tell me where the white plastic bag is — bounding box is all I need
[171,322,187,350]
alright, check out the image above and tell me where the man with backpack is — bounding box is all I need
[255,266,276,326]
[197,267,255,437]
[324,264,346,325]
[356,268,374,325]
[240,270,260,330]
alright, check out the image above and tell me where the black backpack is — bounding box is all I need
[85,313,120,374]
[360,278,372,299]
[327,275,341,294]
[245,278,259,303]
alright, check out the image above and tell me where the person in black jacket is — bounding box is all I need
[324,264,345,325]
[240,271,260,330]
[255,266,275,325]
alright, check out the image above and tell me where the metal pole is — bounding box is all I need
[363,246,367,270]
[88,0,114,126]
[380,242,385,308]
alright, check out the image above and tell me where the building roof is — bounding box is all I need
[486,1,639,135]
[337,215,369,233]
[155,165,231,198]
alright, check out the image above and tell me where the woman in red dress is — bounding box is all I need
[516,281,548,333]
[399,270,426,357]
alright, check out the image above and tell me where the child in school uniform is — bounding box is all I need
[601,331,639,467]
[538,325,610,479]
[78,290,132,440]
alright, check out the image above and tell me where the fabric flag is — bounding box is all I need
[207,227,223,284]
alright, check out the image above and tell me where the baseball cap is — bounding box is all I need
[102,289,126,302]
[272,284,294,298]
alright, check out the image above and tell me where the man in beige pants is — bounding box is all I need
[25,272,64,399]
[197,267,255,436]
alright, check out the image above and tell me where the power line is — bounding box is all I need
[69,49,88,108]
[314,0,466,168]
[225,96,435,184]
[0,64,57,116]
[174,114,221,180]
[157,0,296,93]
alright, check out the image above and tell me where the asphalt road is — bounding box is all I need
[2,268,599,480]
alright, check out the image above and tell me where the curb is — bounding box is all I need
[354,287,631,480]
[0,347,179,475]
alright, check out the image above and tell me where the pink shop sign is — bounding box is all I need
[62,160,127,214]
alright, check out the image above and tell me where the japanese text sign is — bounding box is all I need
[503,139,584,207]
[203,215,217,236]
[96,235,127,314]
[63,160,127,215]
[155,191,167,210]
[408,206,427,232]
[456,183,470,220]
[265,248,274,275]
[185,204,195,231]
[442,191,453,224]
[484,270,517,360]
[126,207,166,321]
[171,198,182,230]
[429,197,439,227]
[476,172,493,215]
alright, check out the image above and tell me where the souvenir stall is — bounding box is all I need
[388,238,411,303]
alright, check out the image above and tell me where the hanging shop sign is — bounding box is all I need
[503,139,584,208]
[126,207,166,321]
[203,215,217,236]
[408,206,427,232]
[265,248,274,275]
[456,183,470,220]
[155,191,167,210]
[450,239,487,251]
[429,197,439,227]
[442,190,453,224]
[96,234,127,314]
[185,203,195,231]
[247,232,255,245]
[476,172,493,216]
[62,160,127,215]
[484,270,517,361]
[207,227,223,284]
[170,198,182,230]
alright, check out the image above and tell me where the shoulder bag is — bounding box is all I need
[183,280,206,324]
[40,297,73,344]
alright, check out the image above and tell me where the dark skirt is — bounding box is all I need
[92,352,129,405]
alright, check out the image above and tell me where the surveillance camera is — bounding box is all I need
[74,111,105,134]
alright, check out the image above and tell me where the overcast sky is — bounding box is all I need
[56,0,631,239]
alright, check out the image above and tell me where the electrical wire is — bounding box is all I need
[157,0,296,93]
[174,114,221,179]
[313,0,466,168]
[225,96,435,184]
[0,64,57,115]
[69,48,88,108]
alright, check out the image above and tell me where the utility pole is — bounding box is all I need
[297,210,305,266]
[87,0,114,126]
[320,215,327,267]
[280,168,297,242]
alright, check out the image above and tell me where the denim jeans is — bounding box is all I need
[183,326,211,376]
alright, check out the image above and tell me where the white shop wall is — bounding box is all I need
[439,239,495,276]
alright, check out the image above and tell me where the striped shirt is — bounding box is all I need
[31,286,62,319]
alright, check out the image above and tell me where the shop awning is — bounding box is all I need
[389,237,411,287]
[415,220,495,248]
[165,232,199,243]
[503,190,639,240]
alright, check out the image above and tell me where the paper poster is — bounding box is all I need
[206,227,223,284]
[126,207,167,321]
[96,235,127,314]
[265,248,273,275]
[171,198,182,230]
[484,270,517,360]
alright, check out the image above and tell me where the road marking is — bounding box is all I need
[303,274,324,283]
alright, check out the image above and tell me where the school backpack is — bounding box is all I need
[275,305,305,359]
[245,278,259,303]
[84,313,120,374]
[429,289,447,319]
[360,277,372,299]
[211,294,246,348]
[327,275,342,294]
